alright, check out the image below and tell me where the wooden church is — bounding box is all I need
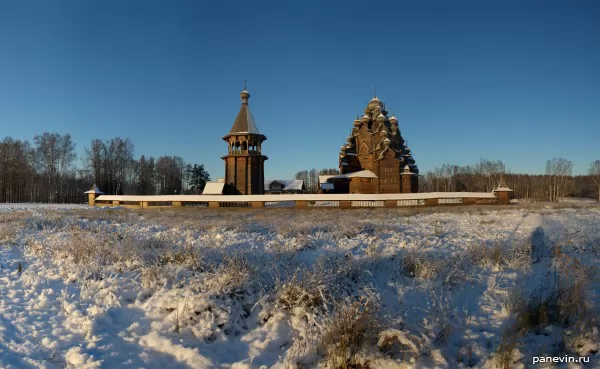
[325,95,419,194]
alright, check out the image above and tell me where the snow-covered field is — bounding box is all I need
[1,203,599,368]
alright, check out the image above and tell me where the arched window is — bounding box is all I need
[241,141,247,151]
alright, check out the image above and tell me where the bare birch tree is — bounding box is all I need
[589,160,600,201]
[33,133,76,202]
[546,157,573,202]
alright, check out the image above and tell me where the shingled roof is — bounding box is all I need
[230,100,261,134]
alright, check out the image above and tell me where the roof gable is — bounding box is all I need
[265,179,305,191]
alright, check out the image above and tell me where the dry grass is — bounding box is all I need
[401,251,470,286]
[377,329,422,363]
[401,252,436,279]
[0,211,29,244]
[467,241,505,268]
[277,273,324,312]
[319,298,381,369]
[494,322,520,369]
[495,247,597,366]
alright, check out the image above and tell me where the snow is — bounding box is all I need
[202,182,225,195]
[330,169,378,179]
[0,203,87,211]
[264,179,304,191]
[319,175,334,184]
[0,203,599,368]
[95,191,499,202]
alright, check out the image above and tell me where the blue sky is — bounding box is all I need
[0,0,598,179]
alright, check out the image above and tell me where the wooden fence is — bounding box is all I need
[89,190,512,209]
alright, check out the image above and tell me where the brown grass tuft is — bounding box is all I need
[319,299,380,369]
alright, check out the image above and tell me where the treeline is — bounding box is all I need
[0,133,211,203]
[420,158,600,201]
[2,134,599,203]
[294,168,339,193]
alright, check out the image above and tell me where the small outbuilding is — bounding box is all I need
[84,184,104,206]
[264,180,305,194]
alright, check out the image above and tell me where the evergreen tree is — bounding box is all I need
[186,164,211,194]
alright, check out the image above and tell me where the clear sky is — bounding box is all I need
[1,0,598,179]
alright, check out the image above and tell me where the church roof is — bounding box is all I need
[229,102,260,135]
[340,95,416,169]
[226,86,263,137]
[319,175,335,184]
[265,179,304,191]
[202,182,225,195]
[329,170,378,180]
[84,184,104,194]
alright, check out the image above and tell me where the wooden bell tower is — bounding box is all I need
[221,85,268,195]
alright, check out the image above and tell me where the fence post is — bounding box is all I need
[209,202,220,209]
[295,200,307,209]
[340,200,352,209]
[425,198,438,206]
[252,201,264,208]
[88,193,96,207]
[172,201,182,208]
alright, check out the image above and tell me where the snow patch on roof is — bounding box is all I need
[265,180,304,191]
[319,175,334,184]
[84,185,104,194]
[202,182,225,195]
[330,170,378,179]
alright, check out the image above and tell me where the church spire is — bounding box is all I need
[228,86,259,134]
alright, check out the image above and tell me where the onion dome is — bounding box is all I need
[361,114,370,123]
[240,89,250,104]
[368,96,381,111]
[353,118,361,127]
[389,114,398,124]
[377,113,386,123]
[383,138,391,146]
